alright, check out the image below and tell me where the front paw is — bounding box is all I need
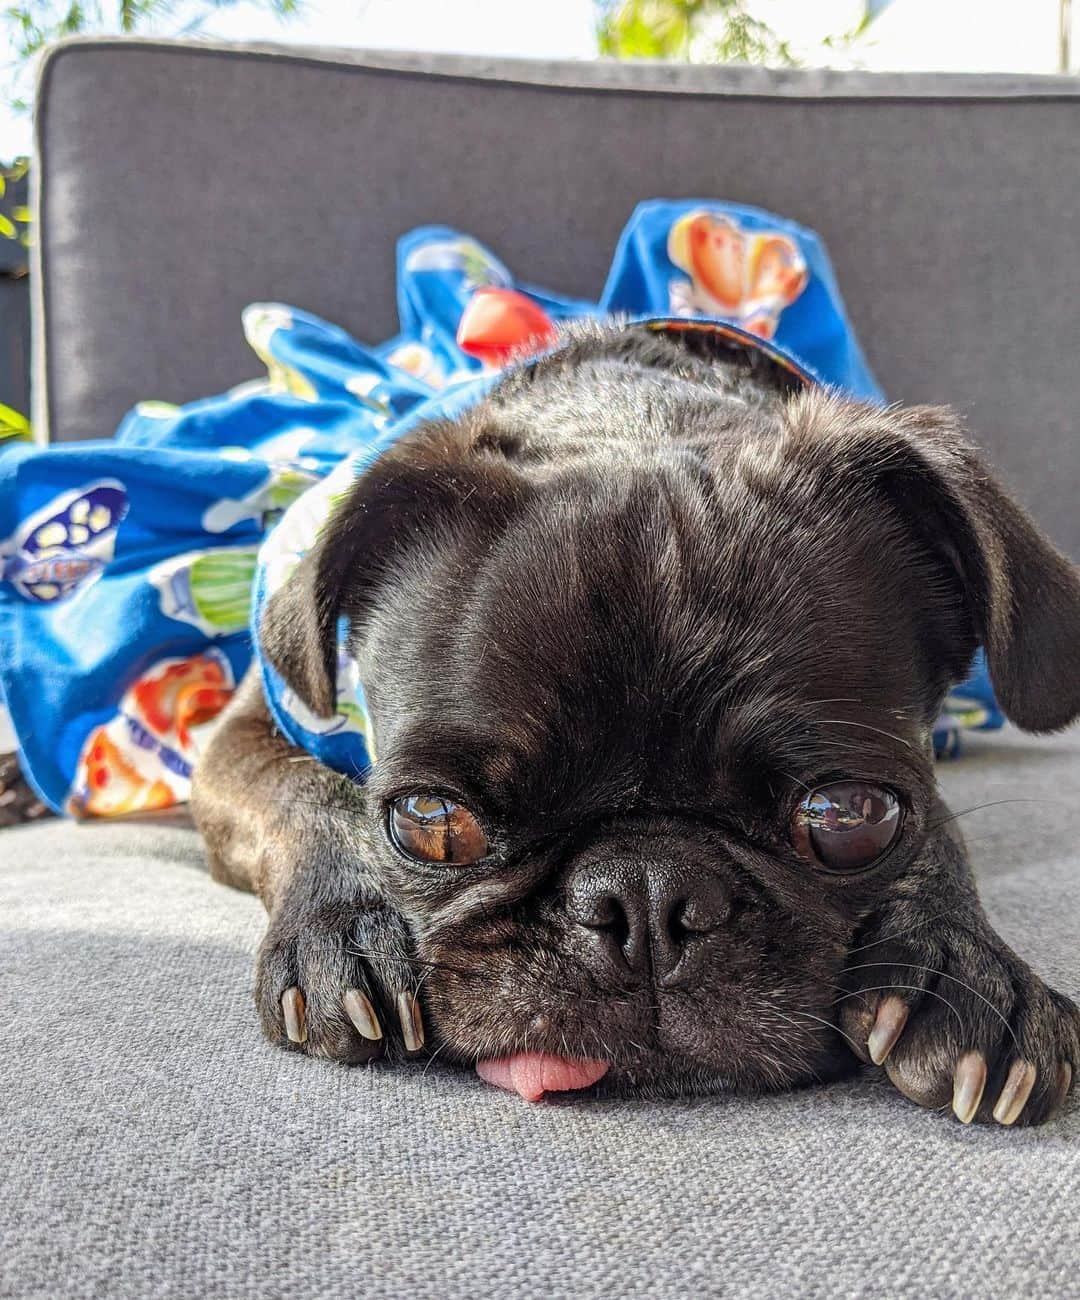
[255,903,426,1066]
[840,916,1078,1127]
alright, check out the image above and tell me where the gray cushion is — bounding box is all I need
[3,724,1078,1299]
[34,40,1080,556]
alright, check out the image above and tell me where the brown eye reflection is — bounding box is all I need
[792,781,902,873]
[389,794,489,865]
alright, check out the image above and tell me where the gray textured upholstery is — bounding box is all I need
[33,40,1080,554]
[3,726,1079,1299]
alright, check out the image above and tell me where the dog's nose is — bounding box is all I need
[565,861,731,987]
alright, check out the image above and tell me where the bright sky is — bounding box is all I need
[1,0,1071,158]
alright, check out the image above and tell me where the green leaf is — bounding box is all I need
[0,402,32,441]
[597,0,799,67]
[12,205,30,223]
[0,213,17,239]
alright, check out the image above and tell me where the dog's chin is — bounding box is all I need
[590,1062,776,1102]
[597,1046,858,1101]
[428,1008,856,1102]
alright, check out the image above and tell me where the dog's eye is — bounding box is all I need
[792,782,902,873]
[388,795,489,865]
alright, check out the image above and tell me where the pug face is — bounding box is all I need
[258,323,1080,1099]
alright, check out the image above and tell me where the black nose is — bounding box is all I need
[565,860,731,987]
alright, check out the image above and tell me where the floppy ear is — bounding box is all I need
[258,419,525,717]
[789,395,1080,733]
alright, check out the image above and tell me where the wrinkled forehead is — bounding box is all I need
[362,460,935,811]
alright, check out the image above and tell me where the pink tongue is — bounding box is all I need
[476,1052,609,1102]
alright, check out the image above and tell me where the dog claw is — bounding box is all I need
[344,988,383,1041]
[992,1059,1037,1126]
[867,996,908,1065]
[1050,1062,1073,1115]
[952,1051,987,1124]
[397,990,424,1053]
[282,987,307,1044]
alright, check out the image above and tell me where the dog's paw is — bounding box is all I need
[839,918,1078,1126]
[254,903,426,1066]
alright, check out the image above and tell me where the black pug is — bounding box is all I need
[192,320,1080,1124]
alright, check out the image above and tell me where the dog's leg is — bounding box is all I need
[838,809,1078,1125]
[192,669,425,1064]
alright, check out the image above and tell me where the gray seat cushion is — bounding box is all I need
[2,725,1078,1299]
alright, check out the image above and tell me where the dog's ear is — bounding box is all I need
[259,418,526,717]
[787,394,1080,733]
